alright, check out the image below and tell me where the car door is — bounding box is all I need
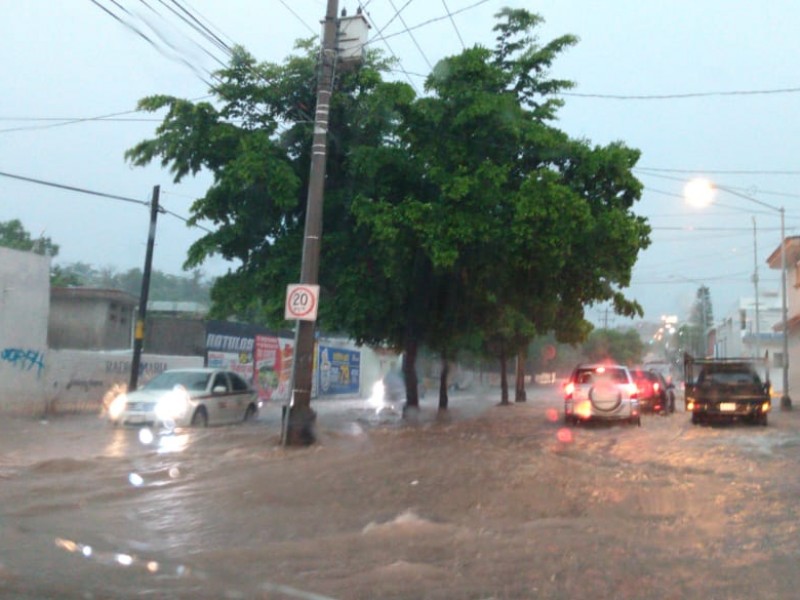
[209,371,231,424]
[227,372,252,420]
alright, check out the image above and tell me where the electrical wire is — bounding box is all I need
[637,166,800,176]
[441,0,465,49]
[88,0,215,86]
[277,0,317,35]
[358,3,419,93]
[388,0,433,70]
[0,170,148,206]
[0,95,213,135]
[0,170,212,232]
[139,0,231,69]
[560,86,800,100]
[370,0,490,43]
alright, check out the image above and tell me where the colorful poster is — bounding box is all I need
[207,350,254,384]
[318,346,360,396]
[254,335,280,401]
[273,338,294,402]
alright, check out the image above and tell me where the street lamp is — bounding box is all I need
[684,178,791,409]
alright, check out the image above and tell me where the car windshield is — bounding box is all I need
[576,367,628,384]
[142,371,211,392]
[698,366,761,386]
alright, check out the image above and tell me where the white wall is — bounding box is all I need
[0,248,50,412]
[42,350,203,415]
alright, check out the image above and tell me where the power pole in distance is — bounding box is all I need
[129,185,160,392]
[282,0,339,445]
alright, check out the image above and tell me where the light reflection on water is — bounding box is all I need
[103,427,191,458]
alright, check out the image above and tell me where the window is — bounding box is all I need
[229,373,250,392]
[212,374,229,392]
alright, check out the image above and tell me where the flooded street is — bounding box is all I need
[2,388,800,599]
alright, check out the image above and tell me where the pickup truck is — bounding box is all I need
[683,354,771,426]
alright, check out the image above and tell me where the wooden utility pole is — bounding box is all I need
[129,185,160,392]
[282,0,339,445]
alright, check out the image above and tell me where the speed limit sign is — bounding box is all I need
[284,284,319,321]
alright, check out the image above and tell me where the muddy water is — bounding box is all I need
[2,391,800,599]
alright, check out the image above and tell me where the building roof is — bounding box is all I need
[148,300,208,314]
[766,235,800,269]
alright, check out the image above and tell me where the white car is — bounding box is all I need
[563,363,641,426]
[108,368,259,428]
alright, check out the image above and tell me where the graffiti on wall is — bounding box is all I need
[1,347,45,378]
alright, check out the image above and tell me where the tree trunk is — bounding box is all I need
[403,337,419,411]
[499,345,510,405]
[515,347,527,403]
[438,355,449,411]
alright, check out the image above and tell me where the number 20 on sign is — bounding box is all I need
[284,284,319,321]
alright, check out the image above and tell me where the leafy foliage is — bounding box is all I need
[581,328,645,366]
[125,10,652,409]
[51,262,212,304]
[0,219,59,257]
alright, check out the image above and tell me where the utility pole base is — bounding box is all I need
[281,405,317,446]
[780,395,792,410]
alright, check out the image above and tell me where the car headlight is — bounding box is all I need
[155,387,190,421]
[109,393,128,421]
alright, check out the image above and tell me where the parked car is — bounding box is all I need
[630,368,675,414]
[107,368,259,428]
[563,363,641,426]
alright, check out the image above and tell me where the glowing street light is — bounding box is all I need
[684,177,791,410]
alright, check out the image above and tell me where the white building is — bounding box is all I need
[712,292,783,389]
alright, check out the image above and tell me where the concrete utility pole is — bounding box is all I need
[753,217,761,360]
[282,0,339,445]
[129,185,160,392]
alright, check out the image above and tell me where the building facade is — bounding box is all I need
[49,287,137,350]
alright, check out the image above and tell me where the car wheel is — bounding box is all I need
[760,413,768,427]
[691,412,699,425]
[243,404,258,422]
[191,406,208,427]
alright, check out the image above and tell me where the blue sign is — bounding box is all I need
[318,346,360,396]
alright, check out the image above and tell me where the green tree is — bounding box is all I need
[0,219,59,257]
[582,328,645,366]
[125,10,650,416]
[366,8,648,405]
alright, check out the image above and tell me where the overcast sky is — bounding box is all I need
[2,1,799,327]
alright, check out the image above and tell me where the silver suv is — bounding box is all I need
[563,363,641,426]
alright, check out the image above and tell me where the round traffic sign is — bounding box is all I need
[285,284,319,320]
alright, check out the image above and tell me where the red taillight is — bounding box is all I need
[628,383,638,400]
[564,382,575,398]
[653,382,660,393]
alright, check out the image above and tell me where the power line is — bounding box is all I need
[0,95,213,135]
[637,166,800,176]
[88,0,216,86]
[0,170,212,232]
[358,3,419,93]
[560,86,800,100]
[370,0,490,43]
[164,0,233,55]
[441,0,465,49]
[139,0,231,68]
[277,0,317,35]
[388,0,433,71]
[0,170,147,205]
[638,171,800,203]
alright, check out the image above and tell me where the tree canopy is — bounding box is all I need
[125,8,651,409]
[0,219,59,257]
